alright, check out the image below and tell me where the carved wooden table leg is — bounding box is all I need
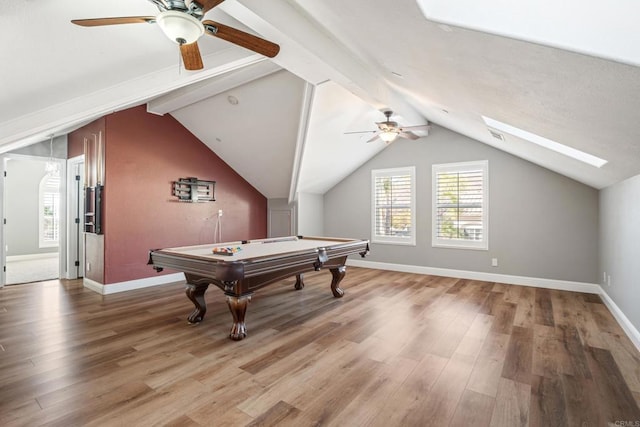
[226,295,252,340]
[294,273,305,290]
[185,282,209,323]
[330,266,346,297]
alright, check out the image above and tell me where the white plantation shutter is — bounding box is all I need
[432,161,488,250]
[39,175,60,247]
[371,167,416,245]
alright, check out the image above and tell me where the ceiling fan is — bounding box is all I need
[345,110,431,143]
[71,0,280,71]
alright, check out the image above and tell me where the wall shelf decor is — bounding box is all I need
[172,177,216,202]
[84,184,103,234]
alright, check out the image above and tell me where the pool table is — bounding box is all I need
[148,236,369,340]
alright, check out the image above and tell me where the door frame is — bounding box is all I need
[0,155,5,288]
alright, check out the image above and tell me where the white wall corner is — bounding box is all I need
[346,259,640,351]
[599,289,640,352]
[82,277,105,295]
[83,273,185,295]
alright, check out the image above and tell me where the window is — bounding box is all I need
[39,174,60,248]
[432,160,488,250]
[372,167,416,245]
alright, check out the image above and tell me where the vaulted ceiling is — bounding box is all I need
[2,0,639,197]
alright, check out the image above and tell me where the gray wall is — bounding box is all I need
[267,198,296,237]
[324,125,599,283]
[5,157,58,256]
[599,173,640,331]
[10,135,67,159]
[298,192,324,237]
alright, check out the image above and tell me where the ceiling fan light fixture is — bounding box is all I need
[380,130,399,143]
[45,134,59,177]
[156,10,204,44]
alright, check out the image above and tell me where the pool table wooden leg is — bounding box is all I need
[226,295,252,340]
[185,282,209,323]
[330,266,346,298]
[294,274,305,290]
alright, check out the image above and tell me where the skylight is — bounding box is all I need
[415,0,640,66]
[482,116,607,168]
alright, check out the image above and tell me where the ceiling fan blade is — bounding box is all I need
[191,0,226,14]
[366,133,381,143]
[180,42,204,70]
[203,20,280,58]
[344,130,376,135]
[399,131,419,140]
[71,17,156,27]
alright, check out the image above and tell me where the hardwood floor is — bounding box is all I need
[1,268,639,426]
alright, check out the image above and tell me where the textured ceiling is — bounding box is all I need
[2,0,640,196]
[170,70,305,199]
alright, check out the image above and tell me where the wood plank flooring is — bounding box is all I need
[1,268,639,426]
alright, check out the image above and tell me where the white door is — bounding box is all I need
[269,209,294,238]
[67,156,85,279]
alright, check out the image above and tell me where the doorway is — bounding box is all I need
[1,154,66,285]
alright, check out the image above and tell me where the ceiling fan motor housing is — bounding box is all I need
[156,10,204,44]
[156,0,199,13]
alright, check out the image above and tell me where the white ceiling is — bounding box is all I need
[170,70,305,199]
[2,0,640,196]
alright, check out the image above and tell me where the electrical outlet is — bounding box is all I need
[218,209,223,217]
[86,262,91,272]
[607,274,611,287]
[491,258,498,267]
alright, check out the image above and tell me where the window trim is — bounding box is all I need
[432,160,489,250]
[371,166,416,246]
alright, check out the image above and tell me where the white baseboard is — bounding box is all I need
[82,278,104,294]
[83,261,598,295]
[83,273,185,295]
[346,259,640,352]
[599,289,640,352]
[347,259,600,294]
[78,259,640,353]
[7,252,59,262]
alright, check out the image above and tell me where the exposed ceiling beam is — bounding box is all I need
[219,0,427,126]
[288,82,315,204]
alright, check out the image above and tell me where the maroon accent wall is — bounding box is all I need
[67,129,87,159]
[103,106,267,284]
